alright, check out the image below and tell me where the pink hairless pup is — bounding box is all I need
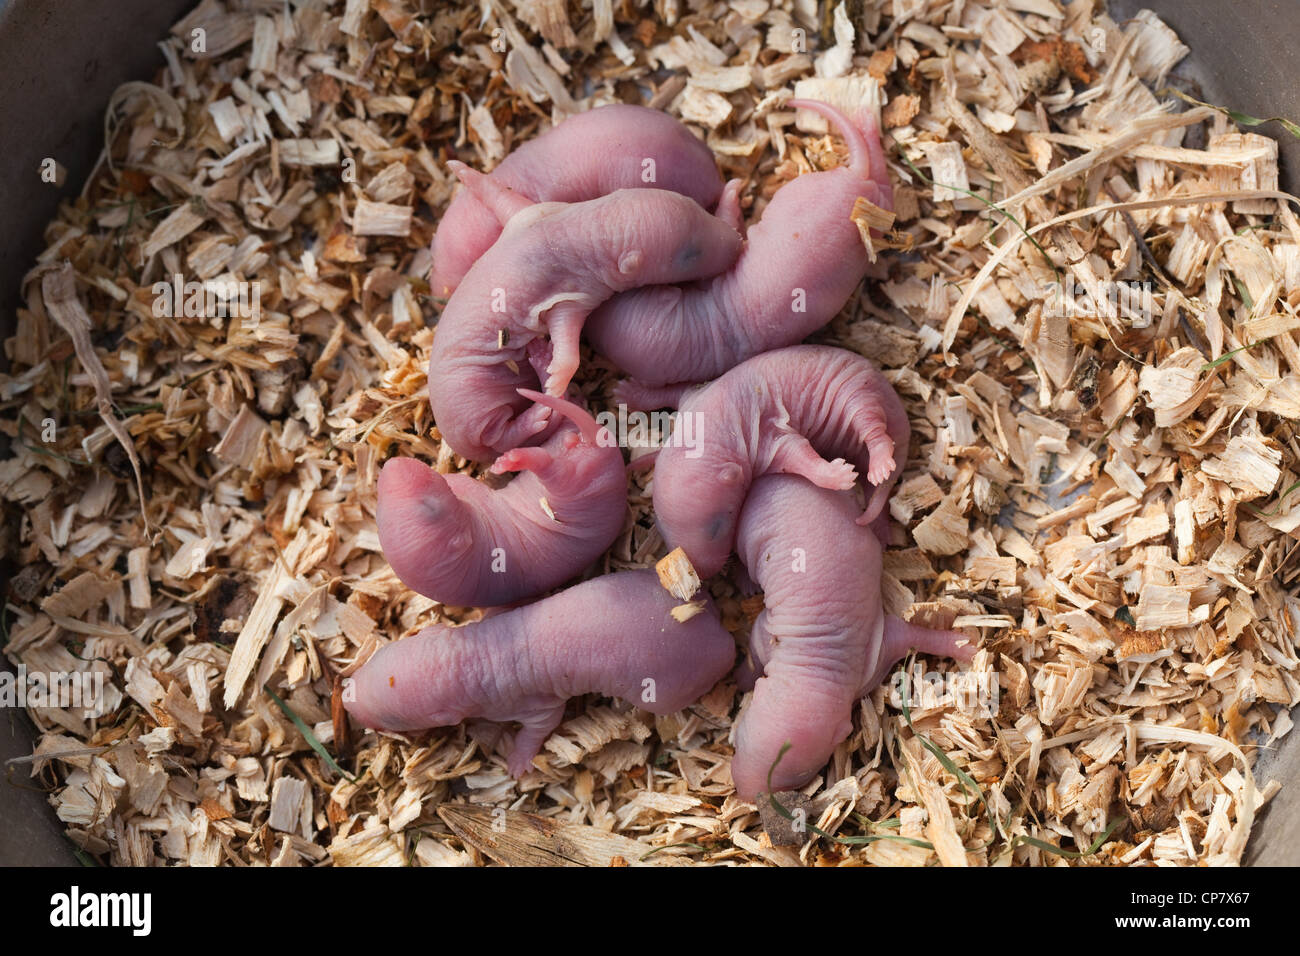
[344,570,737,777]
[427,167,742,461]
[585,100,893,393]
[651,345,910,578]
[730,475,973,799]
[377,390,626,608]
[431,103,730,300]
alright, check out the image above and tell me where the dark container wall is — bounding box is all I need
[0,0,195,867]
[1106,0,1300,867]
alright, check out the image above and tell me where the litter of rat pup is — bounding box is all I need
[2,0,1296,866]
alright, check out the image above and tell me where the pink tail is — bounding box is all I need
[786,98,889,188]
[862,616,976,691]
[515,387,605,445]
[446,160,534,226]
[714,178,746,234]
[883,616,975,663]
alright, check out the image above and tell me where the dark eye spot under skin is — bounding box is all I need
[707,512,731,541]
[674,240,703,270]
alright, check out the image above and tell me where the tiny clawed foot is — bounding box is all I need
[820,457,859,490]
[865,456,896,486]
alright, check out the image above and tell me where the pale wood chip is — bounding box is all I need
[353,198,412,237]
[656,547,701,601]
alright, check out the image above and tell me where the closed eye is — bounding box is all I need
[674,239,703,269]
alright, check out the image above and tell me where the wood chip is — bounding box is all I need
[656,547,701,600]
[353,198,412,237]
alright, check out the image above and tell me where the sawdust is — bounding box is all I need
[2,0,1296,866]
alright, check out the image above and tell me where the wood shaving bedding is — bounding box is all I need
[2,0,1297,867]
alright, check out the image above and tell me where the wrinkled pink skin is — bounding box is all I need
[729,475,974,800]
[652,345,910,578]
[344,570,737,776]
[647,348,904,580]
[427,169,743,461]
[377,390,626,608]
[585,100,893,389]
[431,104,725,300]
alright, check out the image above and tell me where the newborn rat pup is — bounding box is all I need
[431,103,728,299]
[344,570,737,777]
[652,345,910,578]
[427,166,742,461]
[377,390,626,609]
[585,100,893,391]
[729,474,973,800]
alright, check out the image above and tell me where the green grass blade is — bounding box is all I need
[1202,338,1270,370]
[1010,816,1124,858]
[263,683,356,783]
[1232,277,1255,311]
[71,843,100,867]
[894,145,1060,282]
[897,652,998,840]
[1161,88,1300,140]
[1243,477,1300,517]
[762,745,934,849]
